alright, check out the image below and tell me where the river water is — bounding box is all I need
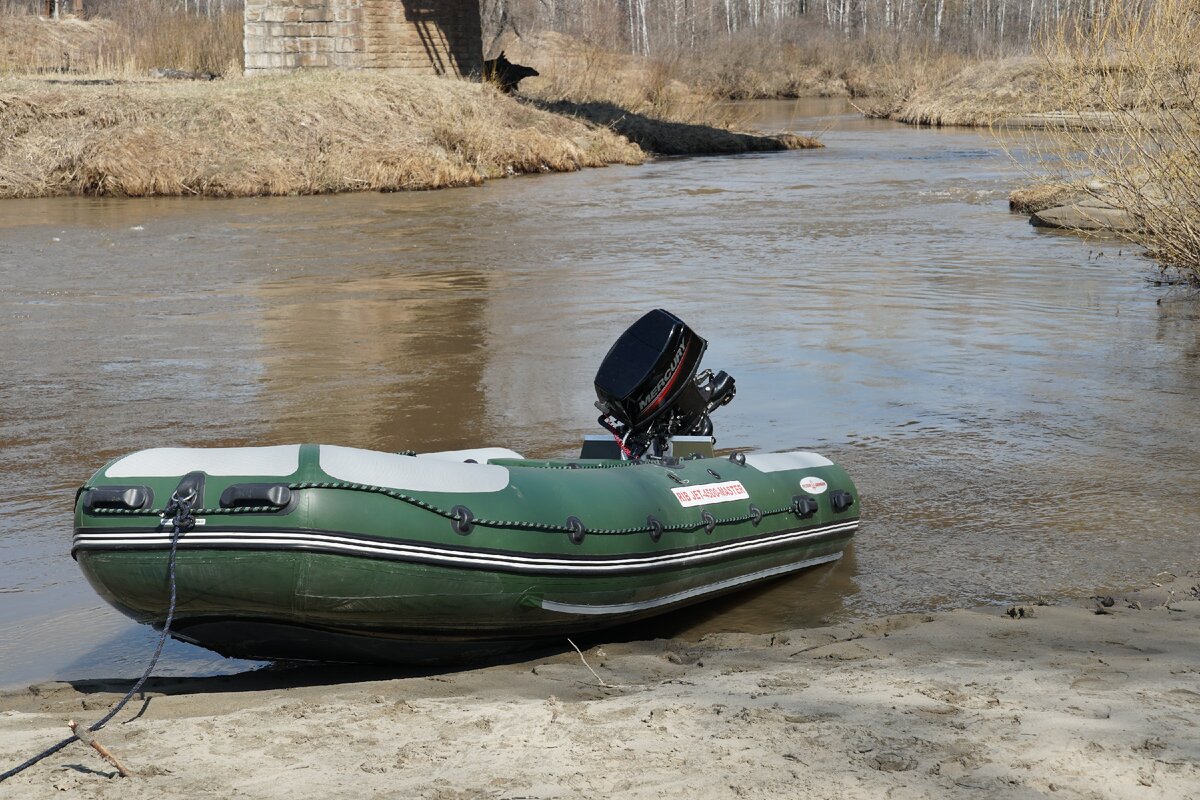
[1,99,1197,689]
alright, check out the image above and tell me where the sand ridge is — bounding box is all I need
[1,575,1198,799]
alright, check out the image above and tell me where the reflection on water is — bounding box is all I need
[254,269,493,450]
[1,99,1198,688]
[616,544,862,643]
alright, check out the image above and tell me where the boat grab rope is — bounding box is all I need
[83,480,827,538]
[0,489,197,784]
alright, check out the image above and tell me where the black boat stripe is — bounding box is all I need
[75,518,860,562]
[71,519,856,562]
[71,520,857,561]
[71,521,858,574]
[70,522,857,567]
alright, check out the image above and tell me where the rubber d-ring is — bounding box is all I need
[647,515,663,543]
[706,468,721,480]
[748,504,763,526]
[567,516,586,545]
[450,505,474,535]
[729,452,746,466]
[791,495,819,519]
[701,510,716,535]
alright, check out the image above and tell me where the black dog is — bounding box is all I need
[483,51,539,93]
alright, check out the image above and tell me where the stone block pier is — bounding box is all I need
[244,0,483,77]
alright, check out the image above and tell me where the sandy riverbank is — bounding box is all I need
[1,573,1197,799]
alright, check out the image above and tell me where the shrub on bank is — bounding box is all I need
[0,1,241,77]
[1029,0,1200,280]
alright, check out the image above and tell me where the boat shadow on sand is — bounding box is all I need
[21,545,858,715]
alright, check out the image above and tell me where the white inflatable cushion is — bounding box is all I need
[105,445,302,478]
[744,451,833,473]
[320,445,510,494]
[418,447,524,463]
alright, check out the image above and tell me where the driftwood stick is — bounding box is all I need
[68,720,133,778]
[566,638,609,688]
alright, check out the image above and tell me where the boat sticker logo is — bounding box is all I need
[799,476,828,494]
[672,480,750,508]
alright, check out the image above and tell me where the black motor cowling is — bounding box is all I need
[594,309,735,458]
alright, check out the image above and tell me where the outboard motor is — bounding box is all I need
[594,309,736,459]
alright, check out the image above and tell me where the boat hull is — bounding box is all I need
[73,444,860,664]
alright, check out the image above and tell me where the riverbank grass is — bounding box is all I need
[0,71,645,198]
[0,6,241,77]
[485,32,823,154]
[0,10,825,199]
[864,56,1049,126]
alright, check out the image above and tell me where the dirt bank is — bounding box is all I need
[2,573,1197,799]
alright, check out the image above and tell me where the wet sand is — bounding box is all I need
[2,573,1196,799]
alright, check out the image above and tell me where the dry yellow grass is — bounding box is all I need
[496,26,952,104]
[0,13,824,201]
[865,57,1050,127]
[503,32,750,129]
[496,32,820,154]
[0,71,644,198]
[0,7,241,77]
[1008,182,1079,214]
[867,50,1200,131]
[0,14,119,75]
[1027,0,1200,278]
[662,29,962,102]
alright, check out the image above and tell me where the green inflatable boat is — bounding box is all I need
[72,311,859,663]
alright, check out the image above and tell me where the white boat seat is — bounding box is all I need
[417,447,525,464]
[320,445,512,493]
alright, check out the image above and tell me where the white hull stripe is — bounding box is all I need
[72,521,858,575]
[541,552,843,615]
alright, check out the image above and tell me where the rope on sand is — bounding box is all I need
[0,489,196,784]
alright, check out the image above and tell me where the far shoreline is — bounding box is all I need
[0,71,818,202]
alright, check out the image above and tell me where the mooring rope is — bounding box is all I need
[0,490,195,784]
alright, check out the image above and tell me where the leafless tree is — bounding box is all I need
[484,0,1154,58]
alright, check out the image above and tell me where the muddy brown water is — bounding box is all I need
[1,99,1197,689]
